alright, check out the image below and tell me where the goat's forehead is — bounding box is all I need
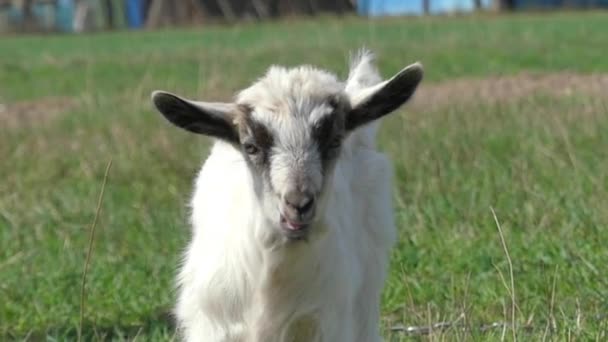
[247,112,316,152]
[236,66,346,148]
[250,102,334,128]
[236,66,344,120]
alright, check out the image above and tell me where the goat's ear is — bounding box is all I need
[151,91,240,144]
[346,62,423,131]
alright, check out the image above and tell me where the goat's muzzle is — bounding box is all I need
[280,190,316,239]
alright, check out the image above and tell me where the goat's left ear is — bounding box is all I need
[151,91,241,144]
[346,62,423,131]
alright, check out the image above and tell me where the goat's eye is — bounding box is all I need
[243,143,260,155]
[329,137,342,149]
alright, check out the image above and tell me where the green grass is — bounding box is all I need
[1,11,608,341]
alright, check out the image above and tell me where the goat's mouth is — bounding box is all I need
[280,215,311,240]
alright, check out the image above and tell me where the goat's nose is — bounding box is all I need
[284,191,315,215]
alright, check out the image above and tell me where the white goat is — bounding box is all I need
[151,50,423,342]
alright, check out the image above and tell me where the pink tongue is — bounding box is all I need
[286,220,303,230]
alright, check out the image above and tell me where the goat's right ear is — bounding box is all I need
[346,63,423,131]
[151,91,240,144]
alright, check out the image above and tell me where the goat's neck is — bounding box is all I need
[242,192,328,281]
[245,210,327,337]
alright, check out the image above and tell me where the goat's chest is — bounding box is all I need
[241,239,357,341]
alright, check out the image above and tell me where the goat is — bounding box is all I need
[151,50,423,342]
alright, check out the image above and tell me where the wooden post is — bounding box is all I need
[216,0,236,21]
[268,0,280,17]
[146,0,178,28]
[22,0,35,31]
[497,0,514,10]
[251,0,269,18]
[103,0,114,29]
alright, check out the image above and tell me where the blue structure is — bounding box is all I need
[4,0,74,32]
[1,0,149,32]
[357,0,493,15]
[55,0,75,32]
[357,0,608,14]
[512,0,608,8]
[125,0,145,28]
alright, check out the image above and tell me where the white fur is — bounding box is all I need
[175,52,402,341]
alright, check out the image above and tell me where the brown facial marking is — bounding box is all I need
[237,113,275,169]
[245,117,274,150]
[312,99,346,168]
[313,115,338,150]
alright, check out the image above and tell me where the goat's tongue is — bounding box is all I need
[285,220,304,230]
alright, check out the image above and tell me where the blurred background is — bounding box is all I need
[2,0,608,33]
[1,1,607,341]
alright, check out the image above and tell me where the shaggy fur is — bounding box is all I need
[151,50,423,341]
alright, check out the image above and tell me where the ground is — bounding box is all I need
[1,11,607,341]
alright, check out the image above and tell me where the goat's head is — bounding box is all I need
[152,55,422,241]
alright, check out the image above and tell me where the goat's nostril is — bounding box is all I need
[284,192,315,215]
[300,197,314,213]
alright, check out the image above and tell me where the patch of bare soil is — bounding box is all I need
[1,72,604,129]
[409,72,608,111]
[0,96,78,129]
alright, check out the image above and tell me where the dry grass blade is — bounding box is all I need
[549,265,559,334]
[391,321,454,335]
[491,207,517,342]
[78,159,113,342]
[390,320,530,336]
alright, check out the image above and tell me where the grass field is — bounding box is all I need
[2,11,608,341]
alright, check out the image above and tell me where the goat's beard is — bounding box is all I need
[249,186,284,248]
[247,163,338,247]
